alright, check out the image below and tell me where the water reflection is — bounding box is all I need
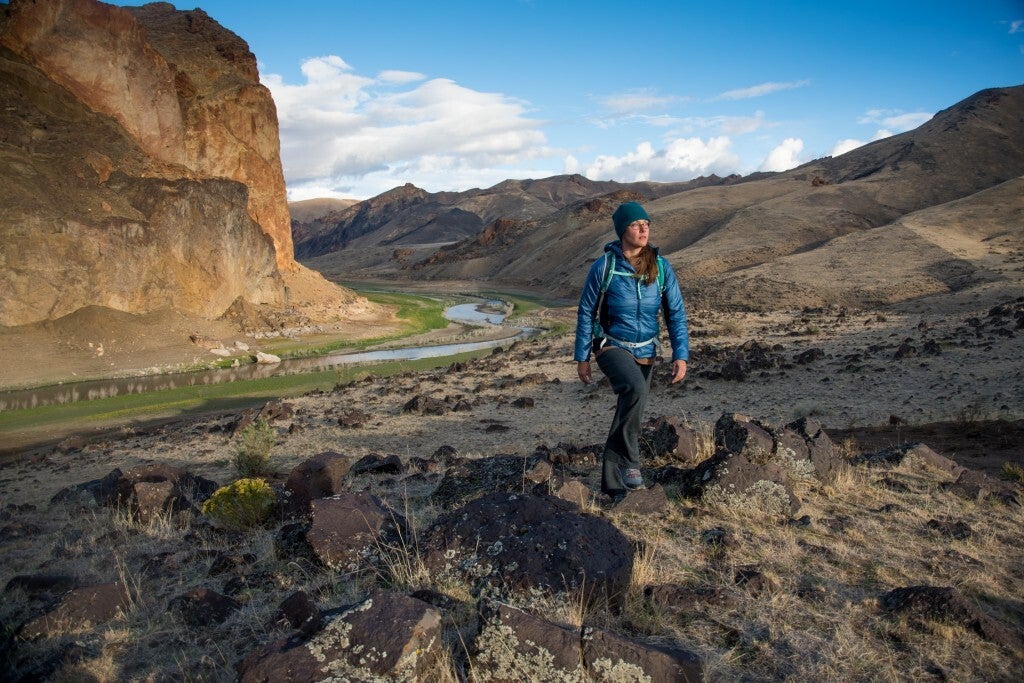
[0,300,535,412]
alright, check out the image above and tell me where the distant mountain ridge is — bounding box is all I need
[301,85,1024,311]
[293,174,741,258]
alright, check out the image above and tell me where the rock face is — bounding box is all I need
[0,0,302,326]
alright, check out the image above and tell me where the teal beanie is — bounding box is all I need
[612,201,649,238]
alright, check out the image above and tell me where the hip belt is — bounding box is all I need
[602,334,657,350]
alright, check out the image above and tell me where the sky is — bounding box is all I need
[112,0,1024,201]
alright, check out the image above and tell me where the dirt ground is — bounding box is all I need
[1,280,1022,507]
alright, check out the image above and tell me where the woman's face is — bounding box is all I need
[621,219,650,250]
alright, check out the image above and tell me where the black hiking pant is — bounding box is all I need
[596,346,654,496]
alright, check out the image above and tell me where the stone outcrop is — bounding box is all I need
[0,0,366,328]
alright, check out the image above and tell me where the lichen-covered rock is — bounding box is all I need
[421,492,634,608]
[682,449,800,516]
[304,493,406,571]
[473,603,583,682]
[583,628,703,683]
[429,454,544,509]
[781,416,842,480]
[237,592,441,682]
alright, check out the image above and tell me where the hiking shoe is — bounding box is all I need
[622,468,645,490]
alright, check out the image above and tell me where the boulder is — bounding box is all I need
[882,585,1023,653]
[305,493,406,571]
[49,468,123,508]
[429,454,542,509]
[780,416,843,481]
[402,395,449,415]
[254,351,281,364]
[473,603,583,681]
[611,484,670,515]
[421,492,634,608]
[168,588,241,627]
[583,628,703,682]
[237,592,442,682]
[18,582,130,639]
[641,416,701,464]
[349,453,404,477]
[682,449,800,516]
[284,451,352,515]
[715,413,774,462]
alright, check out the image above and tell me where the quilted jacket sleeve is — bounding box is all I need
[574,257,605,362]
[661,260,689,362]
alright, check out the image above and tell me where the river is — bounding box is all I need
[0,299,536,413]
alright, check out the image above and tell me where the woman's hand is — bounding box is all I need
[671,360,687,383]
[577,361,592,384]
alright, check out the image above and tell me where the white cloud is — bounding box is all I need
[831,138,864,157]
[264,55,551,198]
[717,80,810,101]
[857,109,932,132]
[580,137,741,182]
[759,138,804,172]
[377,69,426,84]
[598,89,678,114]
[1009,19,1023,34]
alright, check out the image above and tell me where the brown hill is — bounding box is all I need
[0,0,368,329]
[293,174,738,260]
[302,85,1024,311]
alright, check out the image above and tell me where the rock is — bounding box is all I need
[168,588,241,627]
[882,585,1023,653]
[56,435,87,453]
[237,592,442,682]
[611,484,669,515]
[284,451,352,515]
[474,603,583,681]
[794,348,825,364]
[132,480,177,524]
[254,351,281,364]
[547,478,593,509]
[683,449,800,516]
[402,394,449,415]
[0,0,290,326]
[50,468,123,508]
[926,518,973,539]
[644,584,741,612]
[715,413,774,462]
[429,454,542,508]
[945,469,1021,506]
[349,453,404,477]
[781,416,843,481]
[277,591,321,633]
[734,567,777,595]
[304,493,406,571]
[337,410,370,428]
[523,459,553,484]
[641,416,701,464]
[210,347,232,357]
[421,492,634,608]
[583,628,703,682]
[511,396,535,408]
[18,582,130,639]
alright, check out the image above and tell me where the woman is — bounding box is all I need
[574,201,689,502]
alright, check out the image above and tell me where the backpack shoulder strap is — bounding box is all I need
[599,252,615,293]
[656,255,667,293]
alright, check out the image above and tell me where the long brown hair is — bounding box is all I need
[630,245,659,285]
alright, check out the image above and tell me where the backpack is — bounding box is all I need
[592,251,668,340]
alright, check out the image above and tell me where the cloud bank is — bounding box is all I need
[264,56,551,199]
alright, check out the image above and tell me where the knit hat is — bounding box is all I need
[612,201,650,238]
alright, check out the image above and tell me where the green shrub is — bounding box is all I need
[201,478,276,530]
[234,417,275,477]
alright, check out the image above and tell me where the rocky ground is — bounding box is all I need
[0,291,1022,681]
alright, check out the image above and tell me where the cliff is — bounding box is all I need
[0,0,325,327]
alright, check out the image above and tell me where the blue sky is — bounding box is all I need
[115,0,1023,200]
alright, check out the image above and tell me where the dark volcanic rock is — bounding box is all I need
[641,415,701,464]
[237,591,442,682]
[284,451,352,515]
[882,585,1023,653]
[19,582,130,639]
[304,493,406,571]
[421,492,634,607]
[168,588,241,627]
[428,454,541,508]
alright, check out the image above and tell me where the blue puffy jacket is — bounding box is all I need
[574,241,689,363]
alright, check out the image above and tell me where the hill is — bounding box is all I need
[301,85,1024,312]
